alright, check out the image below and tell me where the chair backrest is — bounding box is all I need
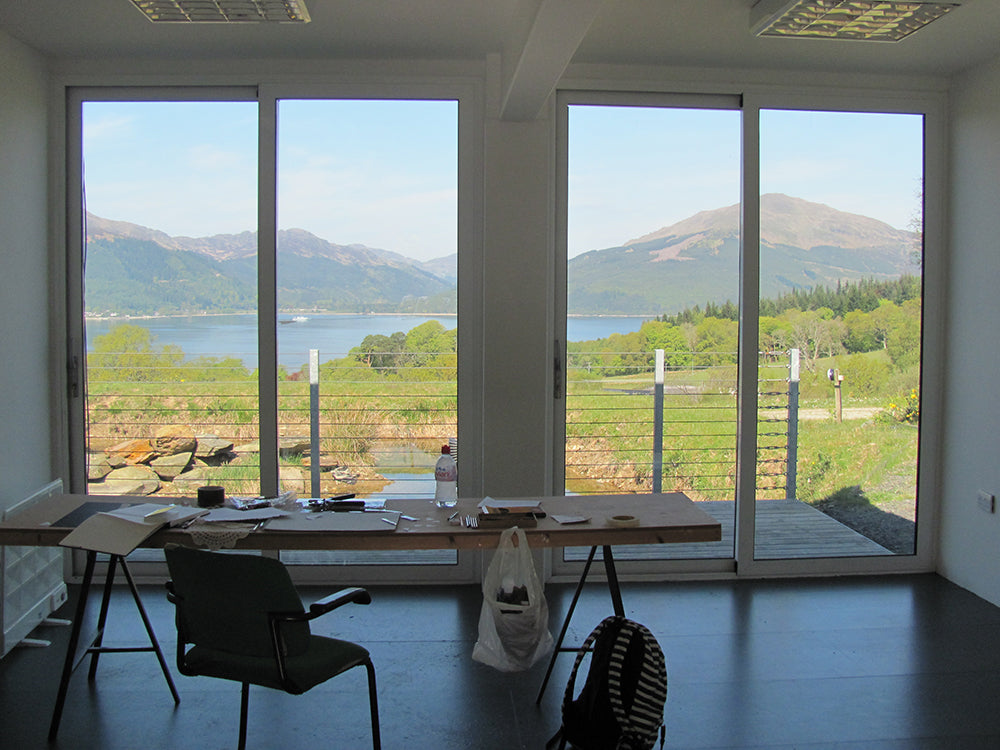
[165,546,310,658]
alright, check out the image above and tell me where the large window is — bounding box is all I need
[556,91,939,574]
[274,98,459,568]
[560,98,742,565]
[754,109,924,561]
[80,99,261,496]
[69,89,467,579]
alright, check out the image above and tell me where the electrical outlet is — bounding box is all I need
[977,490,995,514]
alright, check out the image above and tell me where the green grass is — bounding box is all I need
[86,361,916,510]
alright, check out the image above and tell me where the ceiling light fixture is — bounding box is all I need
[751,1,959,41]
[129,0,311,23]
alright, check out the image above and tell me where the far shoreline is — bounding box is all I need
[85,310,461,322]
[85,310,656,321]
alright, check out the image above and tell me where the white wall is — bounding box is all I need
[0,31,52,511]
[939,55,1000,606]
[482,114,554,497]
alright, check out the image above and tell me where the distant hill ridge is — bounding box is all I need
[84,194,919,317]
[569,193,918,315]
[631,193,913,253]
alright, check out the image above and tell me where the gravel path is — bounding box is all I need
[798,407,882,421]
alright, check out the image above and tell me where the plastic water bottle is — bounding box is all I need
[434,444,457,508]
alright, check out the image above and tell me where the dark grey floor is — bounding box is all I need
[2,572,1000,749]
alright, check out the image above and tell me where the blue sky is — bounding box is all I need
[83,100,923,262]
[568,105,924,255]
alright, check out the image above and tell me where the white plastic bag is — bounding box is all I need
[472,526,554,672]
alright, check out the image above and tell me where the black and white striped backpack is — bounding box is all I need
[547,616,667,750]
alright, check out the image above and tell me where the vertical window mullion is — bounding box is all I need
[736,98,761,570]
[258,92,279,496]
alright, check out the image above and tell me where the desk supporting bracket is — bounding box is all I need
[48,551,180,741]
[535,545,623,704]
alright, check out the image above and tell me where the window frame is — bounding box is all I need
[552,86,945,579]
[64,81,485,584]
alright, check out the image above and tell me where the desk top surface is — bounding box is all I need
[0,492,721,551]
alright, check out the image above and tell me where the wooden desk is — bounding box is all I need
[0,491,720,737]
[0,491,721,551]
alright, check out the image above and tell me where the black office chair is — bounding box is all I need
[164,546,381,750]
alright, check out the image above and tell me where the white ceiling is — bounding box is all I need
[2,0,999,118]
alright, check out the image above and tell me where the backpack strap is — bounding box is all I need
[606,620,668,750]
[547,616,618,750]
[560,616,614,711]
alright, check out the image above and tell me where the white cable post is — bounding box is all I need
[787,348,800,500]
[310,349,320,498]
[653,349,664,494]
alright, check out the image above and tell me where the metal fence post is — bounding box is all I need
[653,349,664,494]
[309,349,320,498]
[787,348,799,501]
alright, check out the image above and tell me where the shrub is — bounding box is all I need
[884,388,920,424]
[840,353,893,398]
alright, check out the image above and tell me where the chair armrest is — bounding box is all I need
[270,587,371,625]
[266,587,372,690]
[309,587,371,616]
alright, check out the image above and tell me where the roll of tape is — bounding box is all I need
[607,514,639,528]
[197,485,225,508]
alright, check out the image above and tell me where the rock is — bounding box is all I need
[150,451,193,480]
[107,438,157,465]
[87,452,113,481]
[171,467,213,486]
[279,438,310,457]
[279,466,307,494]
[302,455,338,471]
[152,425,197,455]
[99,465,161,495]
[198,451,235,467]
[94,480,148,496]
[331,466,358,483]
[195,435,235,458]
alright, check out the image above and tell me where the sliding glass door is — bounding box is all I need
[273,98,460,570]
[68,87,473,581]
[754,108,925,561]
[557,95,742,568]
[78,98,261,500]
[556,91,940,575]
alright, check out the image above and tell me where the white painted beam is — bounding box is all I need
[500,0,605,121]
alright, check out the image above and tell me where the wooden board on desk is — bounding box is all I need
[0,492,721,553]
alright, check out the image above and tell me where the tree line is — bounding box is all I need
[569,275,922,395]
[89,275,919,398]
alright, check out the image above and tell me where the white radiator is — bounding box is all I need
[1,480,69,658]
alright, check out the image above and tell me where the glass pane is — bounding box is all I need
[274,99,458,567]
[82,101,260,501]
[756,109,923,559]
[564,104,741,562]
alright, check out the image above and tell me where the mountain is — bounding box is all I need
[83,194,920,318]
[418,254,457,284]
[84,214,455,316]
[567,193,920,315]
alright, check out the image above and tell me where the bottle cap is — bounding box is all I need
[441,444,450,454]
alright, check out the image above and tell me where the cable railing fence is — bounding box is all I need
[564,349,799,501]
[85,347,800,502]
